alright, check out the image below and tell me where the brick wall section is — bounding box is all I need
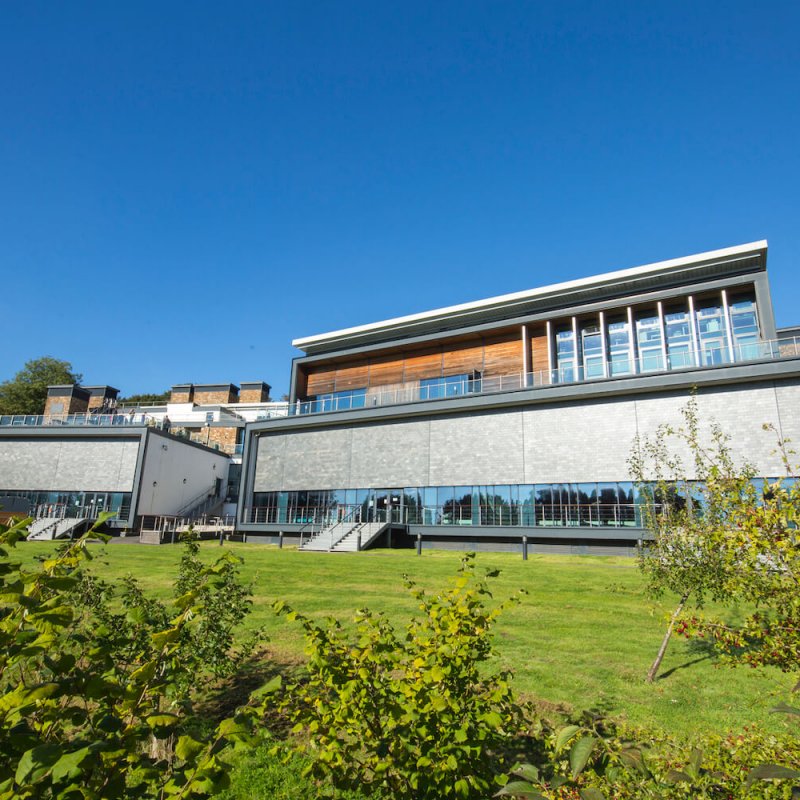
[193,389,239,405]
[190,426,239,454]
[240,387,270,403]
[44,394,89,415]
[170,387,194,403]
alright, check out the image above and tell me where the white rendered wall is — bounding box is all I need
[137,434,230,516]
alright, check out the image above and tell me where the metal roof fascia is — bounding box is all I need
[292,241,768,352]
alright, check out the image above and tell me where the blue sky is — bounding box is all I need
[1,2,798,397]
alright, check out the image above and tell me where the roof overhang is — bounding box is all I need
[293,241,768,355]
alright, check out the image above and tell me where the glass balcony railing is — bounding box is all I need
[286,335,800,418]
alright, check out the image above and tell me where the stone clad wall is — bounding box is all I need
[253,380,800,492]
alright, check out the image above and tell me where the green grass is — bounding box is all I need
[13,541,798,738]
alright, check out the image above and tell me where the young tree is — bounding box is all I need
[629,395,760,682]
[0,356,81,415]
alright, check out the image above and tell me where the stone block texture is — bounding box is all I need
[0,439,140,492]
[252,380,800,492]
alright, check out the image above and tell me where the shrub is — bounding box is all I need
[0,517,258,799]
[273,553,528,799]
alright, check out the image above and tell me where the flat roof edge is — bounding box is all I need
[292,240,768,351]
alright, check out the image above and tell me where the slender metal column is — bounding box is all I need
[572,317,579,380]
[721,289,736,362]
[627,306,637,373]
[521,324,529,386]
[599,310,608,378]
[657,301,668,369]
[687,295,700,366]
[546,320,553,383]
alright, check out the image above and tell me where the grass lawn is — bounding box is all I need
[12,540,797,739]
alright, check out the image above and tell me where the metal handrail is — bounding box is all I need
[283,335,800,418]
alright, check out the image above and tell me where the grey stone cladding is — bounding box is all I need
[252,380,800,492]
[0,439,140,492]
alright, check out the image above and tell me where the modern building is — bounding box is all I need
[237,240,800,554]
[0,379,284,537]
[0,425,229,537]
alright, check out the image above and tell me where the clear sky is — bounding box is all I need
[1,2,798,398]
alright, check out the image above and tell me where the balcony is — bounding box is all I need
[289,336,800,417]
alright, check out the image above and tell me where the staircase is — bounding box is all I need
[27,517,92,541]
[332,521,390,552]
[301,520,391,553]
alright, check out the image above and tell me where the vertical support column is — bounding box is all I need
[572,316,579,381]
[521,324,530,387]
[721,289,735,362]
[627,306,637,373]
[657,301,668,370]
[688,295,700,367]
[546,320,553,384]
[599,310,608,378]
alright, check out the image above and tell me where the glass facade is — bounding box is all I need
[555,326,576,382]
[249,475,785,530]
[419,372,481,400]
[307,387,367,413]
[0,490,133,519]
[250,481,648,528]
[292,288,764,416]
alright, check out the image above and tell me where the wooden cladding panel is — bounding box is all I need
[305,367,336,395]
[335,360,369,390]
[367,354,405,386]
[403,347,442,381]
[530,330,550,375]
[442,340,483,376]
[483,331,522,375]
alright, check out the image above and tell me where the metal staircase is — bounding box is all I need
[301,514,391,553]
[27,516,92,541]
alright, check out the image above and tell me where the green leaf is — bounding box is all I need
[495,781,547,798]
[146,713,180,731]
[569,736,595,778]
[175,735,206,763]
[747,764,800,785]
[580,790,606,800]
[665,769,692,783]
[555,724,582,752]
[51,747,92,784]
[15,743,61,784]
[511,763,540,783]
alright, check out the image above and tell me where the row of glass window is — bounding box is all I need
[250,477,789,528]
[251,482,657,528]
[0,490,133,518]
[555,292,759,381]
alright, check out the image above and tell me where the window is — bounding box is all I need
[419,372,481,400]
[307,387,366,413]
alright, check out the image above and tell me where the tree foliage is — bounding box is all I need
[118,391,170,405]
[0,520,262,799]
[0,357,81,415]
[274,554,528,800]
[629,394,800,682]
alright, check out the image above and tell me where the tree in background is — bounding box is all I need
[0,357,81,415]
[118,391,171,405]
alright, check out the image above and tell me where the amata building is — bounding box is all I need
[237,241,800,554]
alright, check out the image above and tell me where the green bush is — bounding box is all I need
[0,518,258,799]
[273,554,528,799]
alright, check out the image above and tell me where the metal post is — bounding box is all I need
[416,533,422,555]
[278,531,283,549]
[522,535,528,561]
[219,529,224,546]
[357,531,362,552]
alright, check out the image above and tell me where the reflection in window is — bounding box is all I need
[636,312,664,372]
[664,305,694,369]
[556,327,576,382]
[420,373,481,400]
